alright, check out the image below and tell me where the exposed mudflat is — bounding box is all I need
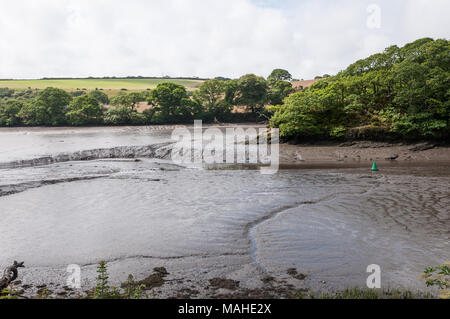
[0,126,448,299]
[280,141,449,165]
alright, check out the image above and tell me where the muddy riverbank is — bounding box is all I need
[0,126,448,299]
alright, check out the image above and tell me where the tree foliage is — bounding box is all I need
[19,87,72,126]
[104,106,145,125]
[267,80,295,106]
[110,92,145,110]
[271,38,450,140]
[88,90,110,105]
[268,69,292,84]
[2,38,447,141]
[235,74,268,113]
[424,263,450,299]
[66,95,103,126]
[0,100,23,126]
[148,82,202,123]
[193,79,231,120]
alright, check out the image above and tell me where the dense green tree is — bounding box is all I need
[126,92,146,110]
[193,79,231,119]
[0,88,14,98]
[19,87,72,126]
[267,69,292,84]
[11,89,38,101]
[148,82,202,123]
[224,79,239,105]
[104,106,145,125]
[88,90,110,105]
[0,100,22,126]
[271,38,450,140]
[235,74,268,113]
[148,83,188,108]
[18,102,49,126]
[267,80,295,105]
[110,92,145,110]
[66,95,103,125]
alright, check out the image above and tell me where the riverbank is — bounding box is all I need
[1,126,448,300]
[278,141,450,172]
[4,264,438,299]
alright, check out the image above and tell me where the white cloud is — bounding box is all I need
[0,0,448,80]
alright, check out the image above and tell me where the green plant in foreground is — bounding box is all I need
[424,263,450,299]
[36,288,52,299]
[91,261,147,299]
[0,288,19,299]
[94,260,114,299]
[122,274,146,299]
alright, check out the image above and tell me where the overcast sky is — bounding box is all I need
[0,0,449,79]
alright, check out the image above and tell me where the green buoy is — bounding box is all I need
[371,162,379,171]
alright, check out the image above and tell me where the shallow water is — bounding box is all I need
[0,126,449,293]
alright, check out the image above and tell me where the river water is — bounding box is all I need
[0,126,448,295]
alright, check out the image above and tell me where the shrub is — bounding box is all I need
[424,263,450,299]
[88,90,110,105]
[330,126,347,138]
[104,106,145,125]
[66,95,103,126]
[19,87,72,126]
[89,261,146,299]
[0,100,23,126]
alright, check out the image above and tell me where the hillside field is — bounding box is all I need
[0,78,204,95]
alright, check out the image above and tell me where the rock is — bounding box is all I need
[208,278,240,291]
[287,268,297,276]
[409,143,436,152]
[153,267,169,276]
[287,268,307,280]
[138,274,165,290]
[262,276,275,284]
[386,154,399,161]
[122,270,167,291]
[339,142,356,147]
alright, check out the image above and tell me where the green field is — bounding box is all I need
[0,78,204,95]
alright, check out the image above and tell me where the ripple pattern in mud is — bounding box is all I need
[0,132,448,291]
[252,173,450,290]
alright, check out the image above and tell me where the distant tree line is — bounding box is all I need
[0,69,295,127]
[39,76,210,80]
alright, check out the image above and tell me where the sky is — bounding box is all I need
[0,0,449,80]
